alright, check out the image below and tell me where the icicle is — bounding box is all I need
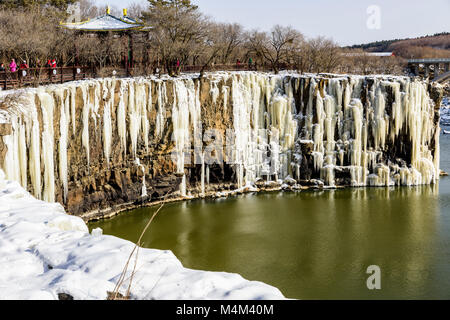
[18,118,27,188]
[171,79,199,196]
[210,80,220,105]
[103,81,113,165]
[29,104,41,199]
[222,85,229,112]
[70,85,77,135]
[141,81,150,152]
[201,152,205,197]
[128,80,140,156]
[156,81,167,138]
[117,80,127,156]
[81,83,91,166]
[38,89,56,203]
[135,158,147,198]
[57,88,69,202]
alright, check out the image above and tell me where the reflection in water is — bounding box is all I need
[90,183,448,299]
[90,138,450,299]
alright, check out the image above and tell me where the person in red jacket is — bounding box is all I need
[51,59,57,68]
[19,60,29,69]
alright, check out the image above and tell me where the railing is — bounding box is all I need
[181,63,259,73]
[125,63,274,77]
[0,63,294,90]
[0,66,93,90]
[408,58,450,64]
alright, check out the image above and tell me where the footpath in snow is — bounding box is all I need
[0,170,284,300]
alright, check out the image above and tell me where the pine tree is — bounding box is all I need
[0,0,76,10]
[147,0,198,11]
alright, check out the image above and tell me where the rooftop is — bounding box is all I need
[60,7,145,32]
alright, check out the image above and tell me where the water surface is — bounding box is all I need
[90,131,450,300]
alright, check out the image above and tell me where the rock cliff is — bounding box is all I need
[0,72,443,220]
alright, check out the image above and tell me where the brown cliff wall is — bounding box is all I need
[0,72,443,221]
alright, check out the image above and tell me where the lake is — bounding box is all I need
[90,129,450,300]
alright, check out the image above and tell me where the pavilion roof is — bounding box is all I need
[61,12,145,32]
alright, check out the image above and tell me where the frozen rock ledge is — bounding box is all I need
[0,170,285,300]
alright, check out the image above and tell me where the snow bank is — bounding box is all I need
[0,170,285,300]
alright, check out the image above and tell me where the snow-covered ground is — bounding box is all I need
[0,170,285,300]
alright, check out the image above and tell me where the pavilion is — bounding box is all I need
[60,7,149,73]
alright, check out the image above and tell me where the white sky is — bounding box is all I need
[95,0,450,46]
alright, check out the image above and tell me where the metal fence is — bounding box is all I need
[0,63,289,90]
[0,66,93,90]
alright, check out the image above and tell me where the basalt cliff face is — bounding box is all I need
[0,72,443,220]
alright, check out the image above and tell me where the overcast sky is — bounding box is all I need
[96,0,450,46]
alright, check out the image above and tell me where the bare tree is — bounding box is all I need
[0,6,71,66]
[211,23,244,64]
[0,0,408,77]
[142,0,210,75]
[248,25,303,73]
[77,0,100,20]
[292,36,342,74]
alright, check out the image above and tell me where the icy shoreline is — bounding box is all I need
[0,170,285,300]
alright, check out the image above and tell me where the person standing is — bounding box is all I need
[176,59,181,74]
[19,60,29,69]
[0,63,5,72]
[9,59,17,72]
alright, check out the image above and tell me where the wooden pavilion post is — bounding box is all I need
[123,32,129,77]
[128,32,134,74]
[74,32,80,66]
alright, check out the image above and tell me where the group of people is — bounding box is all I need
[0,59,58,73]
[236,57,257,70]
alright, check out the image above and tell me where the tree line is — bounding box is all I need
[0,0,407,76]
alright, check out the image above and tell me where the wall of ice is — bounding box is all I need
[0,72,441,217]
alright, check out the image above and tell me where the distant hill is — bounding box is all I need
[348,32,450,59]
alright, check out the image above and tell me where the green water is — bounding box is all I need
[90,134,450,300]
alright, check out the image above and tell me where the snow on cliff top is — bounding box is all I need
[0,171,284,300]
